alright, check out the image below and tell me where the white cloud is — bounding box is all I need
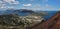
[0,0,19,10]
[0,6,6,9]
[0,3,6,9]
[23,4,32,7]
[3,0,19,4]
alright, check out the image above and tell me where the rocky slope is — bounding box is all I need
[0,14,21,26]
[0,14,44,29]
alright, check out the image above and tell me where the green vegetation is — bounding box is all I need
[0,11,48,29]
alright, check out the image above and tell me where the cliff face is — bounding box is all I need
[31,11,60,29]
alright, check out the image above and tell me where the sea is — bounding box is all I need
[0,11,58,20]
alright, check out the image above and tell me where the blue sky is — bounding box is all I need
[0,0,60,11]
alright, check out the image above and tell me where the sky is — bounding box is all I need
[0,0,60,11]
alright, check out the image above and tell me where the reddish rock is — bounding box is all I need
[31,11,60,29]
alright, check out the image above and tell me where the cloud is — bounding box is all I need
[23,4,32,7]
[0,6,6,9]
[3,0,19,4]
[0,0,19,10]
[0,4,14,9]
[0,3,6,9]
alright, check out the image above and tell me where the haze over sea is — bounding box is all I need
[0,10,58,20]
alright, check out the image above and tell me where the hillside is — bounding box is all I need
[0,13,44,29]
